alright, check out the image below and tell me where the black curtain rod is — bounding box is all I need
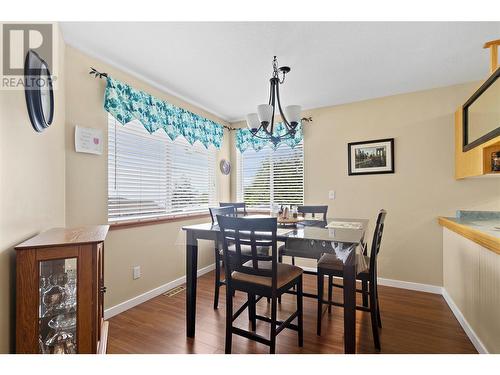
[88,66,310,131]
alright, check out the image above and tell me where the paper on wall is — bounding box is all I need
[75,125,103,155]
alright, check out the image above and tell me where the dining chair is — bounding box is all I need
[219,202,247,217]
[209,206,270,309]
[298,205,328,222]
[217,215,304,354]
[316,209,387,351]
[278,204,328,266]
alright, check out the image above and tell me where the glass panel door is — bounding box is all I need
[38,258,77,354]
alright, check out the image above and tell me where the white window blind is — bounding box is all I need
[108,115,217,222]
[237,142,304,209]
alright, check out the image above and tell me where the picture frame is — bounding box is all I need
[348,138,395,175]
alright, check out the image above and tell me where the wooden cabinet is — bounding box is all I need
[15,225,109,354]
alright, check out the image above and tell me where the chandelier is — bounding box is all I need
[245,56,310,145]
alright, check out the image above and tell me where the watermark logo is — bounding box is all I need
[1,23,57,90]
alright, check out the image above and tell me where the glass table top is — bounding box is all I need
[183,217,368,245]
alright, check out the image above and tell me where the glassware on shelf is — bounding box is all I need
[48,312,77,332]
[39,277,49,295]
[64,269,77,311]
[42,284,67,316]
[45,330,76,354]
[39,335,49,354]
[39,258,78,354]
[50,272,68,287]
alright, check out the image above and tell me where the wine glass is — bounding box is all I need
[64,270,77,311]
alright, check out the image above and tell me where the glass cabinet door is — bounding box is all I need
[38,258,77,354]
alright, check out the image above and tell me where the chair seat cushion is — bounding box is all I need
[220,244,269,256]
[317,253,369,275]
[232,261,303,288]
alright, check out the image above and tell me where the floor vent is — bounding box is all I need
[163,285,185,297]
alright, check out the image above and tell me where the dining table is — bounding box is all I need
[182,216,368,353]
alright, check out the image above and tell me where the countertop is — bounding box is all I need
[438,212,500,254]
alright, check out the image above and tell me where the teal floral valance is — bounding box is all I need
[235,122,303,152]
[104,77,224,149]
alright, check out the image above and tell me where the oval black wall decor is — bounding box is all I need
[24,50,54,132]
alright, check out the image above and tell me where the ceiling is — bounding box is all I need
[60,22,500,122]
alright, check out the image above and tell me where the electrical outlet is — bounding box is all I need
[133,266,141,280]
[329,190,335,200]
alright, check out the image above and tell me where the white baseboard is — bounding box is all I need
[441,289,488,354]
[103,263,215,320]
[377,277,443,294]
[302,266,443,294]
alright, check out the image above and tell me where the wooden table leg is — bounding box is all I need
[343,251,356,354]
[186,232,198,338]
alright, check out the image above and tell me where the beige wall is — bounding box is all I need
[64,46,231,309]
[2,29,499,354]
[0,25,66,353]
[231,83,500,286]
[443,228,500,353]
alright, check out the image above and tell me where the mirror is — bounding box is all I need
[463,68,500,151]
[24,50,54,133]
[39,64,52,123]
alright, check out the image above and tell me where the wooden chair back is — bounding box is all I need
[369,209,387,278]
[209,206,236,225]
[297,205,328,222]
[220,202,247,217]
[217,215,278,289]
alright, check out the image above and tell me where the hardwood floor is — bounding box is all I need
[107,270,476,354]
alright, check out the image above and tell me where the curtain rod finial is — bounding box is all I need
[89,67,108,79]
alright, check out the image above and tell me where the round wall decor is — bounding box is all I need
[219,159,231,175]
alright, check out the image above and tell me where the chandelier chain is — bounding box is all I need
[272,56,286,84]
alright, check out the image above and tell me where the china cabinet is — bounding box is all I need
[15,225,109,354]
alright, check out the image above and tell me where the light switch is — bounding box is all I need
[133,266,141,280]
[329,190,335,200]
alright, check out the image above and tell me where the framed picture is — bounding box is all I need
[348,138,395,175]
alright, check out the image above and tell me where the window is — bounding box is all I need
[108,115,217,222]
[237,142,304,209]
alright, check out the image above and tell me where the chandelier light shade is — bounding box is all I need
[245,56,311,145]
[245,113,260,131]
[284,105,302,125]
[257,104,273,126]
